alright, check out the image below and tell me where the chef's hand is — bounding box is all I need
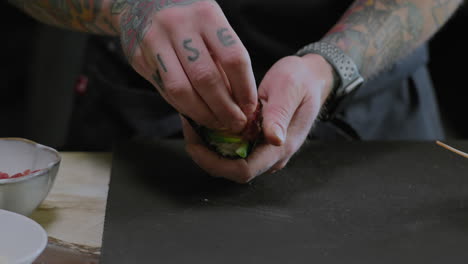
[118,0,257,133]
[182,54,335,183]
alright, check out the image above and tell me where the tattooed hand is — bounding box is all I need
[182,54,334,183]
[114,0,257,132]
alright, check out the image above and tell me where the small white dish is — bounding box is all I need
[0,209,48,264]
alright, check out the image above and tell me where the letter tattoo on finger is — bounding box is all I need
[183,39,200,62]
[157,53,168,72]
[152,69,165,92]
[152,53,167,91]
[217,28,236,47]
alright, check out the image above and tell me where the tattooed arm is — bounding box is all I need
[9,0,258,134]
[7,0,119,34]
[322,0,463,78]
[185,0,464,183]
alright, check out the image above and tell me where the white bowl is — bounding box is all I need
[0,138,60,216]
[0,209,48,264]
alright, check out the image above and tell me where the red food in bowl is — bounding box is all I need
[0,169,42,180]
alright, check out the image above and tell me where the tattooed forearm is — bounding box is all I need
[7,0,212,59]
[322,0,463,78]
[7,0,118,34]
[432,0,461,26]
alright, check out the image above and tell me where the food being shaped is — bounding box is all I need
[185,102,263,159]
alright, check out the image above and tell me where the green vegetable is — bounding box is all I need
[235,142,249,158]
[207,131,243,143]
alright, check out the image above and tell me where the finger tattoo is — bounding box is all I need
[156,53,168,72]
[183,39,200,62]
[152,69,165,91]
[217,28,236,47]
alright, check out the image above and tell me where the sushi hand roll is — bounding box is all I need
[185,103,263,159]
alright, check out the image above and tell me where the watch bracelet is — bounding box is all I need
[296,41,364,120]
[317,68,340,121]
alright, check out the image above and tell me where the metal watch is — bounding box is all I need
[296,42,364,121]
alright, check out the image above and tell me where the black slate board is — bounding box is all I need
[101,140,468,264]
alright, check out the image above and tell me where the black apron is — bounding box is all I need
[65,0,444,150]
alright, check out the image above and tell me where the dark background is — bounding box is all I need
[1,2,467,150]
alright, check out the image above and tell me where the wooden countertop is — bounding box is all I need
[30,152,112,259]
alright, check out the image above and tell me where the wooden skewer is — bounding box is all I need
[436,141,468,159]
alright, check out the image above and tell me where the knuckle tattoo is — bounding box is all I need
[183,39,201,62]
[217,27,236,47]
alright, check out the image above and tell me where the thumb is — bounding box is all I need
[260,80,303,147]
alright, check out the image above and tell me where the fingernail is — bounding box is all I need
[231,120,246,132]
[272,123,285,144]
[243,103,257,116]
